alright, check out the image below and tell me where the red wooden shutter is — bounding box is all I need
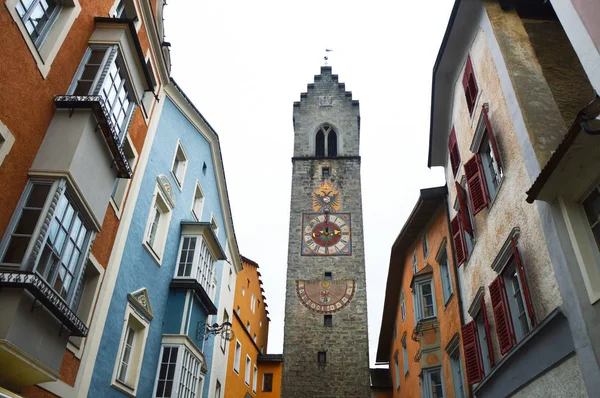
[464,154,489,215]
[450,215,467,266]
[480,297,496,367]
[463,56,478,115]
[455,182,473,237]
[448,127,460,176]
[489,276,515,355]
[511,238,536,327]
[462,321,483,385]
[482,105,502,174]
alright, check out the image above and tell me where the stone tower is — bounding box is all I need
[282,66,370,397]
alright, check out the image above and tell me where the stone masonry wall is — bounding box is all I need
[282,67,370,398]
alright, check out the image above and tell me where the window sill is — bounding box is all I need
[171,171,184,192]
[142,242,162,266]
[443,293,455,310]
[110,380,136,397]
[234,369,240,375]
[109,197,123,220]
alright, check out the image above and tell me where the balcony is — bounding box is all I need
[0,271,87,389]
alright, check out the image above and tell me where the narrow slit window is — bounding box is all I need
[324,315,332,326]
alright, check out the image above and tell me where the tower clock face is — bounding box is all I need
[301,213,351,256]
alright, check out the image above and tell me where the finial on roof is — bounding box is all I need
[324,49,333,66]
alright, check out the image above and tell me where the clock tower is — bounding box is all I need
[282,66,370,397]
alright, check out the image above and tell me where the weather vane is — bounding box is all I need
[324,49,333,65]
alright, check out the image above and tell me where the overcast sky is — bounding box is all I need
[164,0,454,365]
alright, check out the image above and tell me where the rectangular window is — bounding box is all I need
[450,348,466,398]
[251,293,256,313]
[16,0,61,48]
[400,291,406,322]
[503,261,530,341]
[438,247,453,303]
[247,322,251,333]
[394,351,400,389]
[171,141,188,188]
[144,188,172,260]
[412,250,418,273]
[583,186,600,252]
[463,55,479,116]
[215,381,221,398]
[191,184,204,221]
[422,234,429,259]
[174,235,216,295]
[117,326,136,383]
[448,127,461,177]
[324,314,333,326]
[401,335,409,376]
[245,356,251,385]
[322,167,330,178]
[70,46,136,142]
[317,351,327,363]
[415,279,435,320]
[475,309,493,375]
[324,271,332,280]
[422,367,444,398]
[233,341,241,373]
[154,346,178,397]
[478,104,503,201]
[0,179,93,307]
[263,373,273,392]
[252,365,258,393]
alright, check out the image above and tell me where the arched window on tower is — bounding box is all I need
[316,130,325,157]
[327,130,337,157]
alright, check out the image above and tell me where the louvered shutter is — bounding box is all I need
[450,215,467,266]
[462,321,483,385]
[480,297,496,367]
[455,182,473,237]
[464,155,489,215]
[511,238,536,327]
[489,276,515,355]
[482,105,502,174]
[448,127,460,176]
[462,61,473,114]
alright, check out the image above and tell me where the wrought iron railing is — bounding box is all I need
[54,95,132,178]
[0,271,88,336]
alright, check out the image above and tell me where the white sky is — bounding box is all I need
[165,0,454,365]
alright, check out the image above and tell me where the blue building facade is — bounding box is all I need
[88,82,240,398]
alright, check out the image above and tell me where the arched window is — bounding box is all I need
[327,131,337,157]
[315,130,325,157]
[315,125,337,157]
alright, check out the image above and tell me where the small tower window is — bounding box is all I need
[316,130,325,157]
[327,131,337,157]
[318,351,327,363]
[324,315,333,326]
[324,272,332,280]
[322,167,330,178]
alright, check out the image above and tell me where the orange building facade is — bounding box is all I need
[376,187,469,398]
[0,0,168,396]
[225,256,282,398]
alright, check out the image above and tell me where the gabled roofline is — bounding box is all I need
[375,186,447,363]
[165,79,243,273]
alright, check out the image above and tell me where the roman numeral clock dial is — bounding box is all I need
[301,212,352,256]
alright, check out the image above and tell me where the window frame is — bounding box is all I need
[394,350,401,390]
[414,278,436,321]
[422,367,445,398]
[449,346,466,398]
[111,304,150,396]
[233,340,241,374]
[0,178,94,308]
[436,241,453,304]
[244,355,251,385]
[401,333,409,376]
[5,0,81,78]
[462,55,479,117]
[262,373,274,392]
[143,185,173,263]
[252,365,258,393]
[400,290,406,322]
[69,45,137,144]
[171,140,189,190]
[412,249,418,274]
[152,342,204,398]
[174,234,217,299]
[110,135,138,218]
[191,182,205,221]
[422,234,429,259]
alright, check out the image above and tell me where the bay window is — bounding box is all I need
[175,235,216,295]
[69,45,137,143]
[414,278,436,321]
[153,344,203,398]
[0,179,94,309]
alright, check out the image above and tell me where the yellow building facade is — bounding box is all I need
[225,256,282,397]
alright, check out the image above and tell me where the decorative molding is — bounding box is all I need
[470,103,490,153]
[319,96,333,107]
[445,332,461,355]
[157,174,175,208]
[468,286,486,318]
[491,227,521,273]
[127,288,154,320]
